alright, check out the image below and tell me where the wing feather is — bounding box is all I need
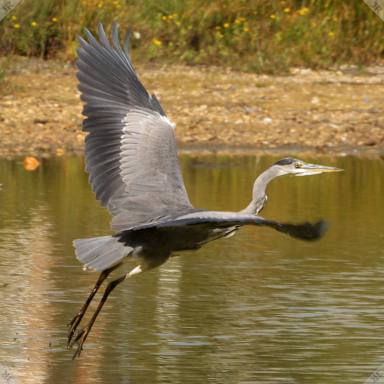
[131,211,327,242]
[77,23,192,229]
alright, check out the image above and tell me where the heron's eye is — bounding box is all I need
[294,162,302,169]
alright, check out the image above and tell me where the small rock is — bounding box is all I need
[56,148,65,156]
[33,118,48,124]
[262,117,273,124]
[311,96,320,105]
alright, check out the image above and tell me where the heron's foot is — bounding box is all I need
[67,311,84,348]
[70,326,90,359]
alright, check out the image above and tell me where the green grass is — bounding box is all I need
[0,57,11,85]
[0,0,383,73]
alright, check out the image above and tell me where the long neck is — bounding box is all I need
[240,166,282,215]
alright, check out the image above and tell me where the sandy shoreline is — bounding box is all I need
[0,57,383,158]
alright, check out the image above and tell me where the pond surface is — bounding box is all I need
[0,154,383,384]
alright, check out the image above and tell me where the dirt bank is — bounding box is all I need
[0,57,383,158]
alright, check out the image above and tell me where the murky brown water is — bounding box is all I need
[0,154,383,384]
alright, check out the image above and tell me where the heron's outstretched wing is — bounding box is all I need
[77,23,192,229]
[134,211,327,241]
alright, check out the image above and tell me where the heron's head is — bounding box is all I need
[273,157,342,177]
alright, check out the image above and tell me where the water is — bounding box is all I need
[0,154,383,384]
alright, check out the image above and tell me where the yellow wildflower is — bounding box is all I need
[152,38,162,46]
[243,26,249,32]
[52,17,58,22]
[223,22,230,29]
[270,14,277,20]
[11,15,17,21]
[298,7,310,16]
[13,23,20,29]
[161,15,168,21]
[235,17,245,25]
[328,31,335,39]
[97,2,103,8]
[31,21,38,27]
[283,7,290,13]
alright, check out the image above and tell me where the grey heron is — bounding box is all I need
[67,24,342,358]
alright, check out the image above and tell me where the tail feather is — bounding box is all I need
[73,235,132,272]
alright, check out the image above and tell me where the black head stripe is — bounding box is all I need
[274,158,295,166]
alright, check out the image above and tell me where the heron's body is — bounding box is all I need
[118,211,259,257]
[119,219,225,254]
[117,219,226,270]
[67,24,342,358]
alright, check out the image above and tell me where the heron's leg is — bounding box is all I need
[71,265,143,359]
[67,264,120,347]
